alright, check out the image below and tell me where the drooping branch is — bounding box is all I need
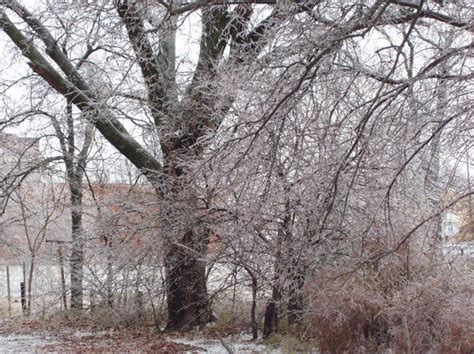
[0,9,162,176]
[2,0,94,96]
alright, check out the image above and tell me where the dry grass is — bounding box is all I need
[305,256,473,353]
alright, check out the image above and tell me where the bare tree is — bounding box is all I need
[49,106,94,310]
[15,176,66,314]
[0,0,472,332]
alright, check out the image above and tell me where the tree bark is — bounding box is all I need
[27,254,34,315]
[250,273,258,340]
[263,284,280,338]
[156,146,213,330]
[70,190,83,310]
[164,229,210,330]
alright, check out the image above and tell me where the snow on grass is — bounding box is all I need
[0,334,58,352]
[169,335,281,354]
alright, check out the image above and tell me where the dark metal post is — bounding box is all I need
[6,266,11,316]
[20,281,26,315]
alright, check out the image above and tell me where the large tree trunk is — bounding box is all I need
[70,190,83,310]
[158,158,211,331]
[263,283,281,338]
[164,229,210,330]
[251,276,258,340]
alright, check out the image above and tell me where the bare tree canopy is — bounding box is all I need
[0,0,472,342]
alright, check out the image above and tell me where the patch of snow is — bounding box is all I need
[442,242,474,257]
[0,334,57,352]
[69,330,110,338]
[169,336,280,354]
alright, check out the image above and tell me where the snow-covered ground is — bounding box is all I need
[0,331,283,353]
[442,242,474,257]
[0,334,57,353]
[170,334,280,354]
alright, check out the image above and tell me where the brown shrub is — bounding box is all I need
[305,256,473,353]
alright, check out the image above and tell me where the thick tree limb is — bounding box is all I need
[116,2,174,127]
[2,0,93,95]
[0,10,162,175]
